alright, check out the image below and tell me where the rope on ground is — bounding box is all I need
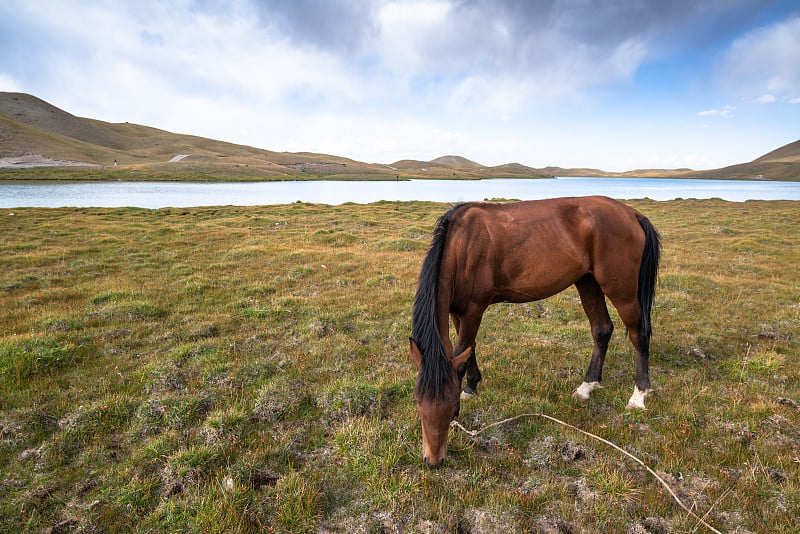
[450,413,723,534]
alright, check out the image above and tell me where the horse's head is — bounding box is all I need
[410,340,472,469]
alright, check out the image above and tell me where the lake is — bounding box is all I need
[1,177,800,208]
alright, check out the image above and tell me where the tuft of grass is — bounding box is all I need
[0,336,79,383]
[374,237,428,252]
[274,470,322,531]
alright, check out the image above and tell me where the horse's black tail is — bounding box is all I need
[637,216,661,338]
[412,204,462,399]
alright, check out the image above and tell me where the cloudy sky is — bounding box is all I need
[1,0,799,170]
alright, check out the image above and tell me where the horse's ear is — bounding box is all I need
[409,338,423,370]
[451,346,472,374]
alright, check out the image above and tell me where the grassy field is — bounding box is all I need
[0,199,798,533]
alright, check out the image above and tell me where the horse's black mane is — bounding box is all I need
[412,204,466,399]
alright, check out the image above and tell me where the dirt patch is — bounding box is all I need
[557,440,589,463]
[0,154,101,168]
[0,416,24,446]
[532,515,577,534]
[159,464,187,497]
[626,517,671,534]
[247,467,280,490]
[655,471,718,510]
[569,477,598,504]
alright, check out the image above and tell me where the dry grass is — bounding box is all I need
[0,199,798,533]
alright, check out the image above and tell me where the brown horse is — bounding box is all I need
[410,196,660,468]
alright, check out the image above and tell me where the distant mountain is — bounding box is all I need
[0,92,393,178]
[541,166,694,178]
[429,155,482,169]
[1,92,798,180]
[0,92,548,179]
[687,138,800,181]
[537,139,800,181]
[389,156,550,178]
[752,138,800,163]
[389,159,455,172]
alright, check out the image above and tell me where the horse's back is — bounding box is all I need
[452,196,640,226]
[448,196,643,256]
[443,197,646,306]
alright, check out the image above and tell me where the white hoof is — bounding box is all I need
[572,381,603,402]
[626,386,649,410]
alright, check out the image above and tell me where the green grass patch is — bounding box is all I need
[0,336,79,382]
[0,200,798,533]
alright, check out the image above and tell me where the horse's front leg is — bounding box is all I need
[459,343,481,399]
[451,313,483,399]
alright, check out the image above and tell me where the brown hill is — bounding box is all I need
[0,93,131,149]
[542,166,694,178]
[753,138,800,163]
[538,139,800,181]
[0,92,395,179]
[429,155,482,169]
[0,92,549,179]
[388,159,455,172]
[683,138,800,181]
[389,157,550,179]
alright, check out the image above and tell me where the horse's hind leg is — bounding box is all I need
[625,317,651,409]
[609,298,651,409]
[573,275,614,402]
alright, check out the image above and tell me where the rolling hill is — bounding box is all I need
[687,138,800,181]
[0,93,548,180]
[541,137,800,181]
[1,92,798,180]
[387,155,550,178]
[0,92,392,179]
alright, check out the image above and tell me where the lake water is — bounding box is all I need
[1,177,799,208]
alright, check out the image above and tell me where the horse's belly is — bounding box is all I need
[495,265,585,303]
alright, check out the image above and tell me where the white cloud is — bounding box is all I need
[0,0,661,132]
[718,15,800,100]
[697,107,734,118]
[376,1,452,73]
[0,73,23,92]
[447,76,537,119]
[755,94,776,103]
[7,1,365,136]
